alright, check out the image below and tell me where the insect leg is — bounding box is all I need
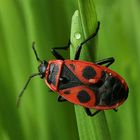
[84,107,101,117]
[74,22,100,60]
[51,40,71,60]
[95,57,115,67]
[17,73,41,107]
[57,95,67,102]
[113,108,118,112]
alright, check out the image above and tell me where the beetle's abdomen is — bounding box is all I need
[95,74,128,107]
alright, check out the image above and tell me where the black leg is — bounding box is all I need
[84,107,101,117]
[57,95,67,102]
[113,108,118,112]
[51,40,71,60]
[17,73,41,107]
[74,22,100,60]
[95,57,115,67]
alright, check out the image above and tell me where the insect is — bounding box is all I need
[17,22,129,116]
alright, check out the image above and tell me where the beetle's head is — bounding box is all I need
[38,60,48,78]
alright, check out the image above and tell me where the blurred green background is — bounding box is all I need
[0,0,139,140]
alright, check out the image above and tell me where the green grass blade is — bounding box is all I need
[70,0,111,138]
[1,0,139,139]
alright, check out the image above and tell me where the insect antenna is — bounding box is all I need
[32,42,42,63]
[16,72,41,107]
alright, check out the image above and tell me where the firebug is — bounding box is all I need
[17,22,128,116]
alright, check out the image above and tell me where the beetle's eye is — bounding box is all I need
[38,65,46,73]
[42,66,46,72]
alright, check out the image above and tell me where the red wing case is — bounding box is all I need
[58,60,128,109]
[58,60,101,108]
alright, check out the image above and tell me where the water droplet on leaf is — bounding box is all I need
[74,32,81,40]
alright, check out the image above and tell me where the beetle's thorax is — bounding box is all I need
[45,60,64,91]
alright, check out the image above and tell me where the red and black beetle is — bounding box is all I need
[17,22,129,116]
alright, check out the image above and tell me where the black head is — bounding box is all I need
[38,60,48,78]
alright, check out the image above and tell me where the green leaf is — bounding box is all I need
[70,0,111,139]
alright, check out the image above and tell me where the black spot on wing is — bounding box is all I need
[82,66,96,80]
[77,90,90,103]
